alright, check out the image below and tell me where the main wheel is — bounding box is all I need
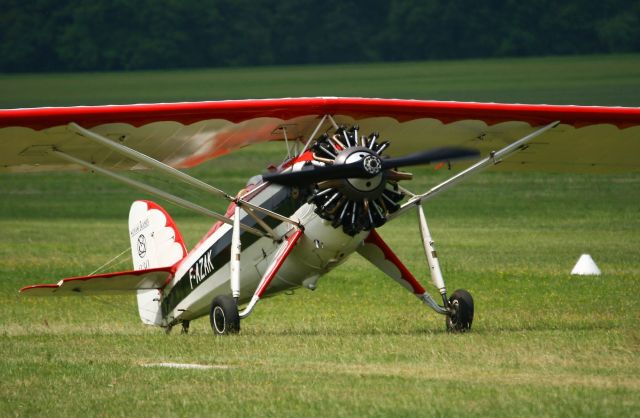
[209,295,240,335]
[446,289,474,332]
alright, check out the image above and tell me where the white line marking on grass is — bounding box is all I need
[143,362,231,370]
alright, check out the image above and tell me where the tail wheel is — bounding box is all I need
[210,295,240,335]
[446,289,474,332]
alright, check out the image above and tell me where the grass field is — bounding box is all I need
[1,55,640,417]
[2,54,640,108]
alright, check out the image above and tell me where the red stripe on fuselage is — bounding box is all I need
[256,228,304,298]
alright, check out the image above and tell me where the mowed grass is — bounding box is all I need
[1,54,640,108]
[1,55,640,416]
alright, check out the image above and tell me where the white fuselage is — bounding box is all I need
[163,183,367,325]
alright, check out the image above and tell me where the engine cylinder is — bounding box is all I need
[309,126,405,236]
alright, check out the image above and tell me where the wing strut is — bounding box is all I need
[300,114,328,154]
[51,149,266,237]
[230,205,242,298]
[389,120,560,220]
[67,122,299,229]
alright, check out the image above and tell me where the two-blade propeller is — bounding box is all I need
[264,147,479,187]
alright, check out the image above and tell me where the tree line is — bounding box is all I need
[1,0,638,73]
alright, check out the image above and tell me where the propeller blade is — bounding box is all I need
[263,162,365,187]
[264,147,479,186]
[381,147,479,170]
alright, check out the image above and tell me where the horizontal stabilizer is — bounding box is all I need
[19,266,173,296]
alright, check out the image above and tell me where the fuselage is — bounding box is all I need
[162,181,367,325]
[161,134,406,327]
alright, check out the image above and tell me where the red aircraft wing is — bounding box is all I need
[1,97,639,173]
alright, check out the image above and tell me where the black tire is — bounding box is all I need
[209,295,240,335]
[446,289,474,332]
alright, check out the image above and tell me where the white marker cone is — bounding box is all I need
[571,254,601,276]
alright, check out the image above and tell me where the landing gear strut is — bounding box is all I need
[418,205,475,331]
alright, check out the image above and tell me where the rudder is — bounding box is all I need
[128,200,187,325]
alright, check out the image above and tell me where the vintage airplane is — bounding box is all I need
[2,98,639,335]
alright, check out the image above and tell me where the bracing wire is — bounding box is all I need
[86,247,131,276]
[86,247,135,313]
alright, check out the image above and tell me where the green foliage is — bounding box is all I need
[1,0,640,72]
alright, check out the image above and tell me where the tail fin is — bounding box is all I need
[129,200,187,325]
